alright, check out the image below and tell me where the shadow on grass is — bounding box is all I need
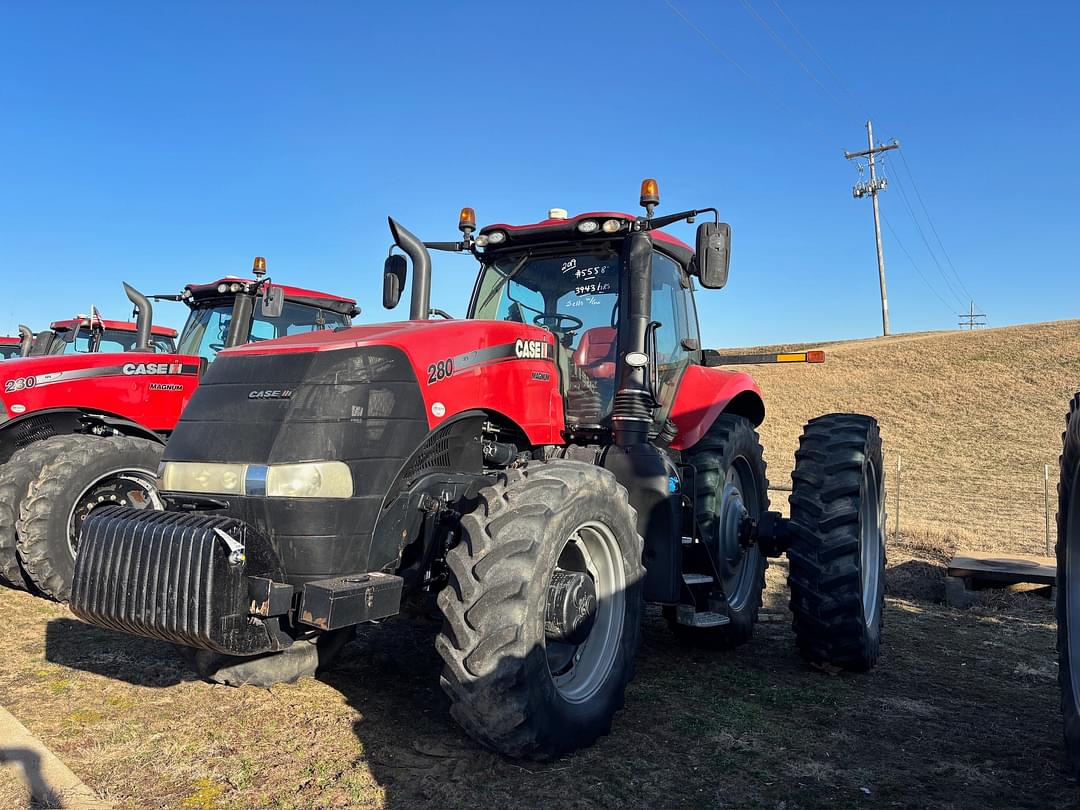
[0,746,65,809]
[44,618,196,688]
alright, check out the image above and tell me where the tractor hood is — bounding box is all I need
[0,351,203,432]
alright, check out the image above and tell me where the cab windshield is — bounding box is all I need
[178,300,350,362]
[471,249,621,428]
[55,327,176,354]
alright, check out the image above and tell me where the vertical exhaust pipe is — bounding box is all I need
[388,218,432,320]
[612,232,656,446]
[18,325,33,357]
[122,282,155,353]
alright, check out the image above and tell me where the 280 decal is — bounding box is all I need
[427,358,454,384]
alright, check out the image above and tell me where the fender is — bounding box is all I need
[0,407,164,464]
[668,365,765,451]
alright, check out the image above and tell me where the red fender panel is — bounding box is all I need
[668,365,765,451]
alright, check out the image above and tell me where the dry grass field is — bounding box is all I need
[747,319,1080,556]
[2,320,1079,808]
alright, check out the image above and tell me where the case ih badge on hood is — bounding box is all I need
[70,181,885,762]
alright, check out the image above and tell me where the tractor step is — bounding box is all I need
[682,573,714,585]
[674,604,730,628]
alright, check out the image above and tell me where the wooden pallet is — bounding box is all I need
[945,551,1056,607]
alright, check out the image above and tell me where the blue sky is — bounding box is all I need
[1,1,1076,348]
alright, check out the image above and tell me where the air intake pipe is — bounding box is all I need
[123,282,155,353]
[612,231,656,446]
[18,325,33,357]
[388,218,432,320]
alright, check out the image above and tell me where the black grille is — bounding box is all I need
[70,506,283,655]
[14,415,55,447]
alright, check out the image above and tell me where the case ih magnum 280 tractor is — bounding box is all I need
[0,264,357,599]
[71,182,886,759]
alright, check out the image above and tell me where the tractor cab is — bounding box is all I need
[467,209,702,437]
[0,337,21,360]
[32,316,178,356]
[173,259,359,362]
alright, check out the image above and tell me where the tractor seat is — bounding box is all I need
[572,327,617,379]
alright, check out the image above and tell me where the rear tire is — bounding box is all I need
[787,414,886,672]
[17,435,163,601]
[670,414,769,648]
[436,460,644,759]
[1057,393,1080,765]
[0,437,81,590]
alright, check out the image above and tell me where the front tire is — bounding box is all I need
[787,413,886,672]
[1057,393,1080,764]
[436,460,644,759]
[0,437,82,590]
[17,435,163,601]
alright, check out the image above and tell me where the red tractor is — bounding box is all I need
[0,263,358,600]
[27,315,178,356]
[0,337,22,360]
[71,182,886,759]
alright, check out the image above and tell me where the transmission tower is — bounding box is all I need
[958,300,987,330]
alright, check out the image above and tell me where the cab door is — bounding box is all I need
[650,250,699,426]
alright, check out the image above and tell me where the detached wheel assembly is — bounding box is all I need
[436,460,644,759]
[787,413,886,672]
[1058,393,1080,764]
[17,435,163,601]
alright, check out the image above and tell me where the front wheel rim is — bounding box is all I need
[67,468,162,556]
[546,520,625,704]
[860,461,885,627]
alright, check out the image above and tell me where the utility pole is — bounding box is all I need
[845,121,899,336]
[958,300,987,330]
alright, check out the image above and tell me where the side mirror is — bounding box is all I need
[695,221,731,289]
[383,254,408,309]
[261,284,285,318]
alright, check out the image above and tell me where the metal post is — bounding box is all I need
[867,121,890,336]
[895,453,902,539]
[1046,464,1051,556]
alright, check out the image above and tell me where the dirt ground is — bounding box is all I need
[0,540,1076,810]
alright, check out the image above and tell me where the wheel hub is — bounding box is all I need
[545,569,597,646]
[70,474,157,554]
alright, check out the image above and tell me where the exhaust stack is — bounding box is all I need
[388,218,432,320]
[17,325,33,357]
[123,282,155,353]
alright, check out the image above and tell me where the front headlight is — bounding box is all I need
[266,461,352,498]
[159,460,353,499]
[161,461,247,495]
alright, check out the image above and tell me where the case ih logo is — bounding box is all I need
[515,339,552,360]
[123,362,183,375]
[248,389,293,400]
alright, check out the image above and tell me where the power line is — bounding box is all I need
[881,214,958,315]
[736,0,862,125]
[662,0,835,144]
[768,0,873,123]
[879,153,967,308]
[896,147,976,305]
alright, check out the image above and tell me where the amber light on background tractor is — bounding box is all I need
[459,207,476,234]
[253,256,267,274]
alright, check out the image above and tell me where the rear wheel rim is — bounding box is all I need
[1067,463,1080,706]
[546,520,625,704]
[860,461,884,627]
[717,457,761,611]
[67,468,161,556]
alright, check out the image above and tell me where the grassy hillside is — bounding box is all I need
[744,319,1080,556]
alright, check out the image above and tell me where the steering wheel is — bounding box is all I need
[533,312,584,336]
